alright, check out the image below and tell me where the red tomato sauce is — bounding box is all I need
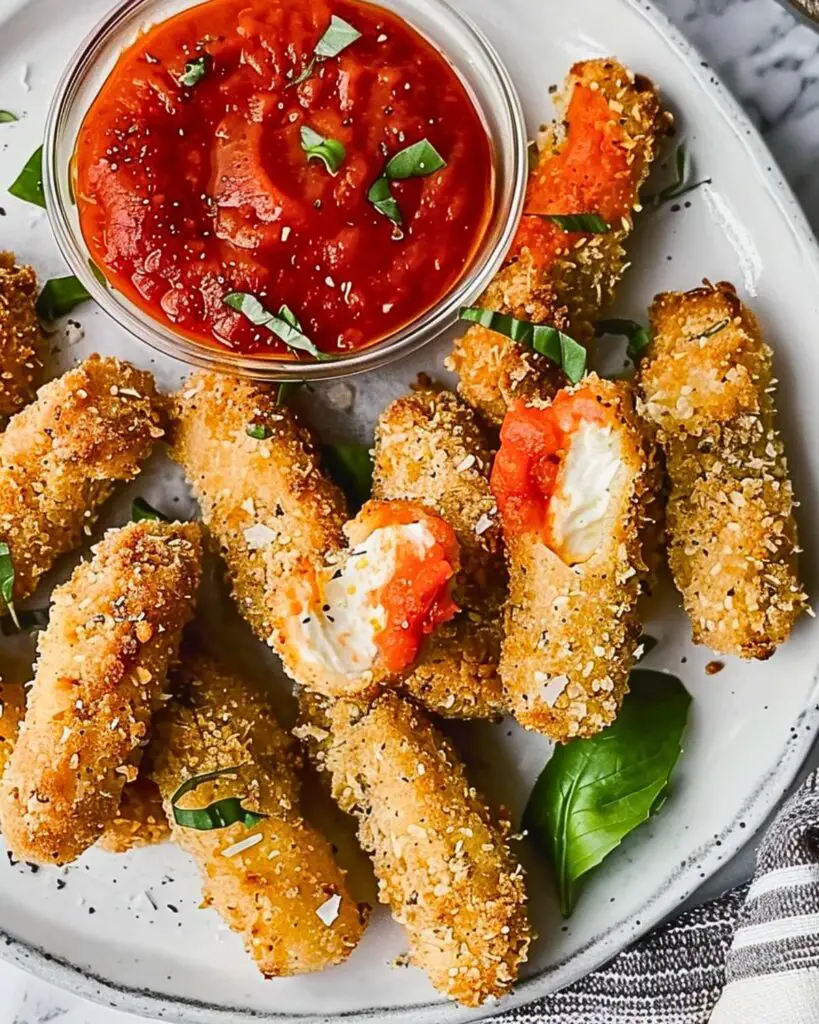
[491,392,609,541]
[75,0,493,357]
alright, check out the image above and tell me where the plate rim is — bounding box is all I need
[1,0,819,1021]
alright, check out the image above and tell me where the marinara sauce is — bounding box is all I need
[75,0,494,357]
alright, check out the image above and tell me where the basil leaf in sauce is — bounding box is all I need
[132,497,169,523]
[35,275,92,321]
[89,260,107,287]
[367,176,402,227]
[523,669,691,917]
[289,15,361,88]
[644,142,710,206]
[223,292,331,360]
[179,54,212,88]
[246,423,272,440]
[0,606,49,635]
[8,145,44,208]
[170,766,268,832]
[0,111,19,124]
[0,543,20,631]
[300,126,346,175]
[547,214,610,233]
[323,443,373,510]
[596,318,652,364]
[384,138,446,180]
[459,307,587,385]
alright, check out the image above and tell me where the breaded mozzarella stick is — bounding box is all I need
[0,677,26,779]
[492,375,658,741]
[638,282,806,658]
[297,690,530,1006]
[0,253,43,424]
[372,387,506,717]
[0,355,164,611]
[98,776,170,853]
[0,521,201,864]
[151,649,368,975]
[451,59,670,425]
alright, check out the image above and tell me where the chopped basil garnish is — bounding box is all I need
[0,543,20,630]
[368,138,447,228]
[224,292,331,360]
[89,260,107,287]
[547,213,610,233]
[35,275,92,321]
[179,54,211,88]
[300,126,346,175]
[246,423,272,440]
[0,606,49,636]
[9,145,44,208]
[323,443,373,510]
[171,766,268,831]
[0,111,19,124]
[132,497,169,522]
[459,307,586,384]
[289,15,361,88]
[645,142,710,206]
[596,318,652,364]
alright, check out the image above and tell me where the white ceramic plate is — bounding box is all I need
[1,0,818,1022]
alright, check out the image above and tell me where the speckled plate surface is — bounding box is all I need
[1,0,819,1021]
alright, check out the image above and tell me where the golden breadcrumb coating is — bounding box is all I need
[98,776,170,854]
[150,649,367,976]
[499,375,659,741]
[638,282,806,658]
[0,521,202,865]
[0,355,164,610]
[0,253,43,425]
[297,690,530,1006]
[0,677,26,780]
[451,59,670,426]
[169,372,347,645]
[373,387,506,718]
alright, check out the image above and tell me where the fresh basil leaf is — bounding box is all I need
[132,497,169,522]
[246,423,272,440]
[323,443,373,509]
[384,138,446,180]
[171,765,268,832]
[547,213,610,233]
[0,543,20,630]
[314,15,362,59]
[0,606,49,635]
[35,275,92,321]
[644,142,710,206]
[637,634,658,660]
[223,292,331,360]
[179,54,211,88]
[89,260,107,287]
[459,307,586,385]
[276,380,303,407]
[300,125,346,175]
[367,176,402,227]
[0,111,19,124]
[596,318,652,364]
[9,145,44,208]
[523,669,691,917]
[527,140,539,174]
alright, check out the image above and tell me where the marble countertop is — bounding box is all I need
[3,0,819,1021]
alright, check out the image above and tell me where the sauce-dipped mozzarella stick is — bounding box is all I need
[0,355,164,612]
[0,521,201,864]
[451,59,669,426]
[151,649,368,975]
[372,388,506,717]
[297,691,530,1006]
[0,253,43,425]
[492,375,658,741]
[638,283,806,658]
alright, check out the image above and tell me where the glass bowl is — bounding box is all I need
[43,0,527,381]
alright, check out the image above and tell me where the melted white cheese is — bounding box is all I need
[296,522,437,677]
[548,420,623,565]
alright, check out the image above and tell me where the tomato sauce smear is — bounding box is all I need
[75,0,494,357]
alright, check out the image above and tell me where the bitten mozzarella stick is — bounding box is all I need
[0,253,43,425]
[638,282,806,658]
[492,375,658,741]
[0,355,164,611]
[150,649,368,976]
[451,59,670,425]
[0,521,201,864]
[98,776,170,854]
[372,387,506,717]
[297,691,530,1006]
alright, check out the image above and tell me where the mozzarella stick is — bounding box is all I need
[493,374,658,741]
[638,282,806,658]
[296,690,530,1006]
[0,355,164,611]
[372,387,505,717]
[451,59,670,425]
[0,521,201,865]
[0,677,26,779]
[150,649,367,975]
[0,253,43,424]
[98,776,170,853]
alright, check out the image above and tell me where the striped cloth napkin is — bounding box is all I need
[499,769,819,1024]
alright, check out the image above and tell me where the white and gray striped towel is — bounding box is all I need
[499,769,819,1024]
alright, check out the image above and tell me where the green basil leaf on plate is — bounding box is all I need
[547,213,610,233]
[132,497,169,523]
[9,145,44,208]
[323,443,373,509]
[645,142,710,206]
[170,766,268,832]
[0,542,20,630]
[0,111,19,124]
[35,275,92,321]
[596,318,653,363]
